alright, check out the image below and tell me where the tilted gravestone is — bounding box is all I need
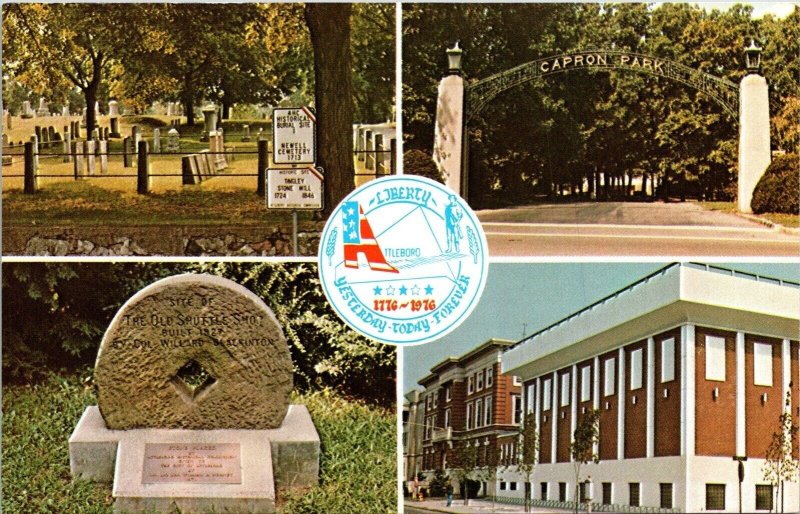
[69,274,319,513]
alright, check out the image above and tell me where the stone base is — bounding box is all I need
[109,132,121,139]
[69,405,320,513]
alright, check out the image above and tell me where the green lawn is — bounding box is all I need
[2,372,397,514]
[701,201,800,228]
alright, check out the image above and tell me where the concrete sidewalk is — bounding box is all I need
[404,498,573,513]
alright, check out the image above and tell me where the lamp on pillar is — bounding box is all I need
[744,40,762,74]
[447,42,463,75]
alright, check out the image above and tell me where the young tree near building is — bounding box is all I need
[763,389,799,514]
[304,3,356,216]
[515,414,539,513]
[570,408,600,514]
[451,439,481,506]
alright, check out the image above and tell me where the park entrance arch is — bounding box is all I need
[432,44,770,212]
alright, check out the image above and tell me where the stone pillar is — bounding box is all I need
[152,128,161,154]
[200,104,217,142]
[735,332,745,456]
[85,140,96,175]
[31,134,39,171]
[242,124,251,142]
[63,127,72,163]
[108,100,119,117]
[123,137,132,168]
[738,73,771,213]
[433,73,466,197]
[99,140,108,174]
[73,141,85,179]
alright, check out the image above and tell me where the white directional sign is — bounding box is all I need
[272,107,316,164]
[267,167,324,210]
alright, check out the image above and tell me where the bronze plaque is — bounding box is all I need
[142,443,241,484]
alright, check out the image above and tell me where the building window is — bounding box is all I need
[581,365,591,402]
[445,408,451,429]
[484,397,493,426]
[424,417,433,440]
[630,348,643,390]
[466,403,472,430]
[629,483,640,507]
[468,376,474,394]
[541,482,548,501]
[559,482,567,502]
[579,482,587,502]
[602,483,612,505]
[509,481,518,491]
[527,384,535,413]
[543,379,552,411]
[486,367,494,387]
[513,376,522,386]
[706,484,725,510]
[604,358,616,396]
[660,483,673,509]
[513,394,523,424]
[433,390,439,408]
[445,384,452,402]
[756,485,773,511]
[426,394,432,410]
[705,336,727,381]
[477,371,484,391]
[754,343,773,386]
[499,481,507,491]
[661,338,675,382]
[475,399,483,428]
[561,374,570,407]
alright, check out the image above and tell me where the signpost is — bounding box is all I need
[267,107,323,256]
[733,456,747,513]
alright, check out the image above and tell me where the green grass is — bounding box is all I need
[2,372,397,514]
[2,181,321,227]
[701,201,800,228]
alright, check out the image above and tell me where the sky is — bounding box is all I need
[403,261,800,394]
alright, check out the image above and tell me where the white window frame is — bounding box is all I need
[486,367,494,387]
[581,366,591,402]
[513,394,523,424]
[477,371,484,391]
[661,338,675,383]
[630,348,643,391]
[468,376,474,395]
[510,481,518,491]
[484,397,493,426]
[500,481,507,491]
[445,384,452,402]
[513,376,522,386]
[527,384,535,413]
[466,403,473,430]
[543,379,552,411]
[475,398,483,428]
[445,408,451,428]
[705,335,727,382]
[433,390,439,408]
[754,342,773,387]
[560,374,570,407]
[604,358,616,396]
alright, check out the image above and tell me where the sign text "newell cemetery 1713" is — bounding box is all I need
[272,107,316,164]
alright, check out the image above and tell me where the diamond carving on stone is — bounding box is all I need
[172,360,217,402]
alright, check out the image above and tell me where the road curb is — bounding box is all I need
[736,212,800,236]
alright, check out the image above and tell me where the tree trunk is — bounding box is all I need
[83,86,97,137]
[305,3,356,217]
[222,99,232,120]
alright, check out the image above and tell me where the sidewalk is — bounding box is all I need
[404,498,573,513]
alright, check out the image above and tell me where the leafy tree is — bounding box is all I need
[451,439,482,505]
[763,389,800,514]
[514,414,539,512]
[2,4,125,133]
[570,408,600,514]
[428,468,449,497]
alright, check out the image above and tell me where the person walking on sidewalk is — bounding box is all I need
[446,483,454,507]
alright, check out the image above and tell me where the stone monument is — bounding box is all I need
[433,42,467,198]
[109,100,120,117]
[200,104,218,142]
[167,128,180,152]
[69,274,319,513]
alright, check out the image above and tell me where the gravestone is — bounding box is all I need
[63,127,72,163]
[85,140,96,175]
[6,111,12,129]
[37,97,49,117]
[200,104,217,142]
[109,100,120,117]
[73,141,85,179]
[22,100,33,118]
[123,137,133,168]
[62,106,70,117]
[152,128,161,153]
[69,274,319,513]
[31,134,39,171]
[242,124,251,142]
[99,140,108,173]
[110,117,121,138]
[167,128,180,152]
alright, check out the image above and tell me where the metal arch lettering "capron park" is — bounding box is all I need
[466,50,740,122]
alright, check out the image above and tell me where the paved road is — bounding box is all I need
[477,202,800,257]
[405,500,571,513]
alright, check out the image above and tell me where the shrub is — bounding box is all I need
[429,468,450,497]
[751,153,799,214]
[404,149,445,184]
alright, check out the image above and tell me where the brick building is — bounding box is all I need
[404,339,523,495]
[499,263,800,512]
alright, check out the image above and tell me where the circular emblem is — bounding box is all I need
[319,176,489,345]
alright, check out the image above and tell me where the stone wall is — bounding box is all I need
[3,224,323,256]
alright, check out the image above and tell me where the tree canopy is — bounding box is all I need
[403,3,798,207]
